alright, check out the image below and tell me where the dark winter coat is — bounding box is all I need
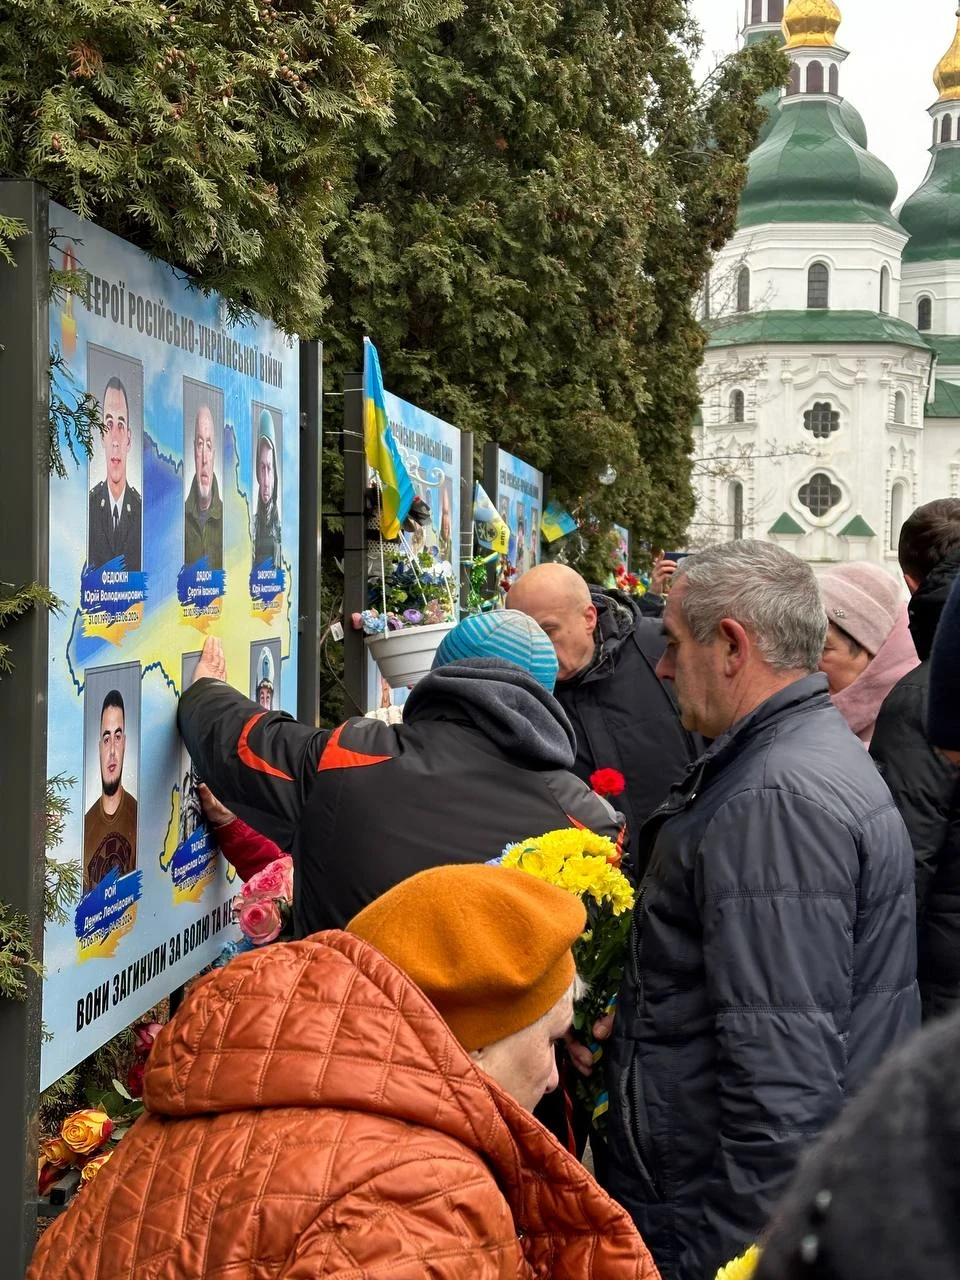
[607,675,920,1280]
[554,590,698,867]
[177,658,623,934]
[871,549,960,1021]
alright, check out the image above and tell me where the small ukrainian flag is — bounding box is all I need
[363,338,415,540]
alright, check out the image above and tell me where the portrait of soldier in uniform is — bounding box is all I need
[184,402,224,569]
[253,407,282,570]
[88,375,143,572]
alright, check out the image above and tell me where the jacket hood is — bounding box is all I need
[404,657,577,768]
[558,589,639,688]
[908,547,960,661]
[143,931,646,1254]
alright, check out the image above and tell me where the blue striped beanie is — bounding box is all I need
[432,611,558,692]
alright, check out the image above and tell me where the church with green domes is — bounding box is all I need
[693,0,960,568]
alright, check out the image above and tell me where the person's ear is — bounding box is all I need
[585,603,598,630]
[903,573,920,595]
[717,617,750,675]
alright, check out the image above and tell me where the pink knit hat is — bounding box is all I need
[819,563,903,655]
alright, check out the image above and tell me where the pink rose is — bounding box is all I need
[242,855,294,903]
[238,897,284,945]
[132,1021,163,1059]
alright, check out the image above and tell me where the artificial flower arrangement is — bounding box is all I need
[37,1018,163,1196]
[612,563,651,597]
[354,544,457,637]
[235,855,294,946]
[494,816,635,1138]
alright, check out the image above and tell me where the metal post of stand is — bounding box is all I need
[0,181,50,1275]
[341,373,367,715]
[459,432,474,612]
[297,340,323,725]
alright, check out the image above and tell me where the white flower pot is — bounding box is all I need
[364,621,455,688]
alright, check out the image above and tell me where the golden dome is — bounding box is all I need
[934,10,960,102]
[782,0,842,49]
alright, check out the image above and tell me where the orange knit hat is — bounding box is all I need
[346,864,586,1051]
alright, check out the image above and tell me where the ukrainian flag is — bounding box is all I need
[363,337,415,540]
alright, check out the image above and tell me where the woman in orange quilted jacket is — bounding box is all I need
[29,864,659,1280]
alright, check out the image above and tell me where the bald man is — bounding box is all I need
[508,563,698,871]
[184,405,224,568]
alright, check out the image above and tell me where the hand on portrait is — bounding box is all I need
[197,783,235,830]
[193,636,227,683]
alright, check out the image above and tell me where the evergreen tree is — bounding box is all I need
[0,0,456,333]
[322,1,786,552]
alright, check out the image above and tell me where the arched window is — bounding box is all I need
[736,266,751,313]
[918,296,932,331]
[893,390,907,424]
[751,0,763,21]
[806,61,824,94]
[798,473,842,518]
[729,482,745,540]
[768,0,783,19]
[942,115,954,144]
[803,401,840,438]
[828,65,839,95]
[890,482,907,551]
[788,63,802,95]
[879,265,890,314]
[807,262,830,309]
[730,389,745,424]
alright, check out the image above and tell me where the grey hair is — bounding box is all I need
[675,539,826,673]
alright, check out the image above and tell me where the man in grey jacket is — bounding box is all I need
[606,540,919,1280]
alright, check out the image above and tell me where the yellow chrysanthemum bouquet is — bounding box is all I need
[497,827,635,1137]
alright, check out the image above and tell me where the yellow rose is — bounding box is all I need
[80,1151,113,1185]
[40,1136,74,1169]
[61,1109,114,1156]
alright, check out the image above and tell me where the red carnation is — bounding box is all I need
[590,767,626,798]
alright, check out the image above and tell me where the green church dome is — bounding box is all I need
[739,98,900,230]
[900,148,960,263]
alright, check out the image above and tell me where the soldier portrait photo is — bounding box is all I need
[86,347,144,573]
[82,662,141,894]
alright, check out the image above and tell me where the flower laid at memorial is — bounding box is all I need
[494,828,635,1136]
[354,544,457,637]
[233,855,294,947]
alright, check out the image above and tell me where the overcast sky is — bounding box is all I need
[687,0,959,207]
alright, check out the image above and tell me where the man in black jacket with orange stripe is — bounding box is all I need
[178,612,623,935]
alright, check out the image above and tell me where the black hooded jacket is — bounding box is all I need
[177,659,623,934]
[871,549,960,1020]
[553,589,698,869]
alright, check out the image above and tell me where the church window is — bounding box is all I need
[893,390,907,424]
[751,0,763,21]
[729,482,745,540]
[806,61,824,94]
[942,115,954,144]
[768,0,783,19]
[736,266,751,313]
[788,63,801,95]
[879,265,890,314]
[918,296,932,331]
[890,482,907,551]
[730,390,745,424]
[803,401,840,438]
[798,473,841,518]
[828,65,839,95]
[807,262,830,309]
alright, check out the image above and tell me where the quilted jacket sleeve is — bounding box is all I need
[280,1152,520,1279]
[689,788,861,1274]
[870,679,958,918]
[177,678,331,847]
